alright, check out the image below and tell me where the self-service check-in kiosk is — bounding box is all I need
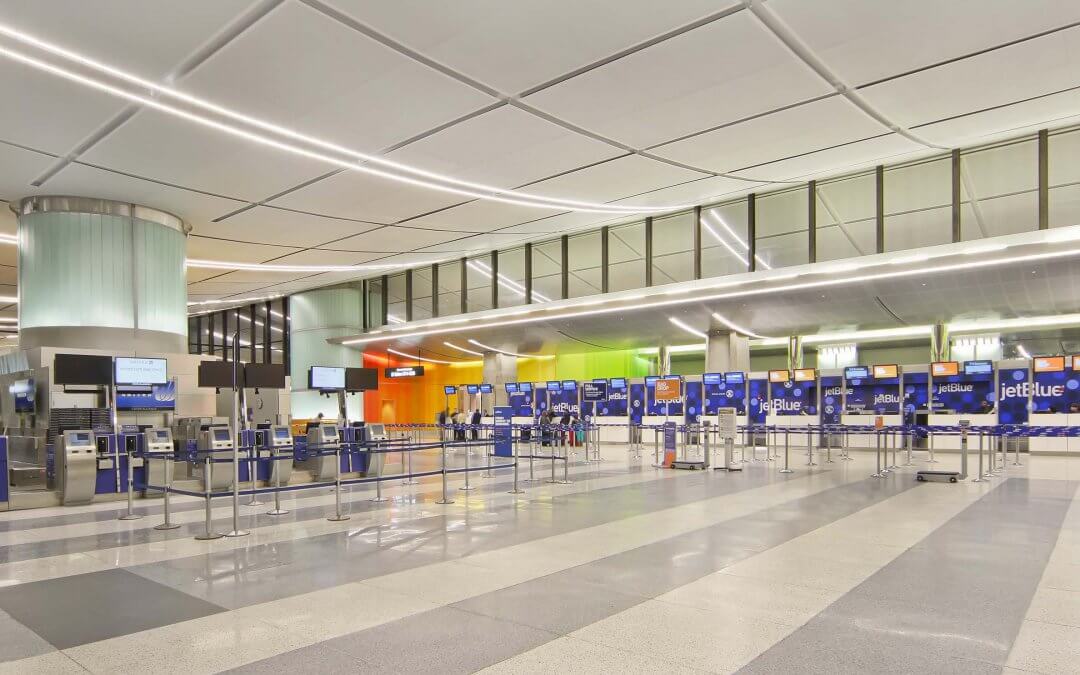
[263,425,294,484]
[144,427,173,489]
[58,430,97,505]
[196,426,234,490]
[366,423,387,475]
[303,423,339,481]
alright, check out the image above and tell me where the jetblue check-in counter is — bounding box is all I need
[764,369,819,431]
[928,360,997,450]
[698,373,749,433]
[840,365,906,448]
[584,378,631,444]
[1022,357,1080,454]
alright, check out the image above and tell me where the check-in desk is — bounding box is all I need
[593,416,629,444]
[927,413,997,450]
[1029,414,1073,454]
[841,414,901,449]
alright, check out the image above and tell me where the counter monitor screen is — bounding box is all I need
[844,366,869,380]
[1034,356,1065,373]
[702,373,723,385]
[644,376,660,386]
[443,386,456,395]
[198,361,239,389]
[479,384,493,394]
[505,383,518,393]
[768,370,790,383]
[931,361,959,377]
[212,428,230,442]
[963,360,994,376]
[466,385,479,394]
[873,364,899,379]
[610,378,627,389]
[793,368,816,382]
[322,426,339,441]
[73,432,90,443]
[367,423,385,437]
[546,381,561,391]
[309,366,345,390]
[724,372,745,385]
[114,357,167,385]
[519,382,533,392]
[561,380,577,390]
[1072,355,1080,371]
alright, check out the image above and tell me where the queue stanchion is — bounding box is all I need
[904,428,914,466]
[1012,431,1023,467]
[402,435,419,485]
[973,431,986,482]
[806,428,816,467]
[988,430,998,475]
[246,446,262,507]
[435,441,453,505]
[195,454,222,540]
[871,431,884,478]
[779,428,793,474]
[928,431,938,463]
[842,428,853,461]
[890,430,898,469]
[525,427,538,483]
[372,441,389,502]
[460,439,475,492]
[508,429,524,495]
[481,436,493,478]
[153,454,180,530]
[546,429,559,484]
[118,446,141,521]
[959,425,970,480]
[329,443,350,520]
[267,447,288,516]
[561,434,572,484]
[825,427,834,463]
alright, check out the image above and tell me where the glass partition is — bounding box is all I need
[884,155,952,252]
[1049,127,1080,229]
[497,246,528,307]
[466,254,493,313]
[960,137,1037,240]
[365,277,384,329]
[816,171,876,261]
[608,221,646,292]
[651,212,695,284]
[755,187,808,269]
[386,273,406,324]
[568,231,603,297]
[412,266,434,320]
[531,239,562,302]
[701,200,750,276]
[437,259,462,317]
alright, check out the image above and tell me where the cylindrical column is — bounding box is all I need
[14,197,187,351]
[289,285,363,420]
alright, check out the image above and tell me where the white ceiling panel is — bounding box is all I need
[80,109,329,202]
[0,209,16,237]
[768,0,1080,86]
[327,227,463,253]
[0,143,56,202]
[397,199,566,233]
[322,0,733,93]
[387,106,622,189]
[186,236,302,264]
[610,175,757,209]
[860,27,1080,129]
[652,96,889,175]
[417,232,542,254]
[182,2,493,154]
[268,168,464,223]
[187,280,280,296]
[37,161,246,226]
[255,248,389,268]
[213,206,382,248]
[728,134,927,182]
[494,210,615,236]
[914,88,1080,147]
[526,12,830,148]
[519,155,703,205]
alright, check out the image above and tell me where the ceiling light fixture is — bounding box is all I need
[443,341,484,356]
[1017,344,1032,359]
[467,338,550,359]
[186,259,408,273]
[703,211,771,269]
[188,293,282,307]
[711,312,768,339]
[342,245,1080,346]
[387,315,405,325]
[0,27,694,216]
[386,347,457,365]
[668,316,708,339]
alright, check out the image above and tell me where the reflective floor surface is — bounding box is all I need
[0,443,1077,674]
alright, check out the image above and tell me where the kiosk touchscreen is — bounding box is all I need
[303,423,339,481]
[197,427,235,490]
[58,430,97,506]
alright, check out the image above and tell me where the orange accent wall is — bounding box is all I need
[362,351,482,424]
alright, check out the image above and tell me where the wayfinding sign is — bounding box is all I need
[582,381,608,402]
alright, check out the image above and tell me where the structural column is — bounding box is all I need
[705,330,750,373]
[289,284,363,419]
[482,352,517,409]
[14,196,188,351]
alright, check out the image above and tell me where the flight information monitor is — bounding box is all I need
[479,384,493,394]
[1034,356,1065,373]
[444,385,457,395]
[546,381,561,392]
[466,384,479,394]
[505,383,519,393]
[844,366,870,380]
[519,382,533,392]
[115,357,167,385]
[309,366,345,390]
[702,373,723,385]
[609,378,627,389]
[963,360,993,376]
[724,372,745,384]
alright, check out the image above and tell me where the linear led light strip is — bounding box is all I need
[444,341,484,356]
[342,245,1080,345]
[186,259,409,273]
[0,27,693,216]
[668,317,707,339]
[711,311,769,339]
[386,347,458,365]
[702,211,771,270]
[467,338,550,359]
[467,260,552,303]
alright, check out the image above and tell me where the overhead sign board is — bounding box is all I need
[546,381,561,392]
[385,366,424,378]
[793,368,816,382]
[963,360,993,376]
[724,371,745,384]
[582,381,608,402]
[505,382,519,393]
[466,384,479,394]
[1034,356,1065,373]
[479,383,493,394]
[844,366,870,380]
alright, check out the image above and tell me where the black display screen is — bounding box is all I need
[198,361,241,388]
[54,353,113,386]
[345,367,378,391]
[244,363,285,389]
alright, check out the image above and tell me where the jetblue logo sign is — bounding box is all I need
[936,383,973,393]
[1001,381,1064,399]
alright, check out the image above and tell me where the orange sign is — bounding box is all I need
[768,370,790,383]
[1072,355,1080,371]
[1034,356,1065,373]
[873,364,899,378]
[654,377,682,401]
[931,361,959,377]
[793,368,816,382]
[874,416,885,429]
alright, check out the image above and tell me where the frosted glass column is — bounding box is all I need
[15,196,187,351]
[289,285,364,420]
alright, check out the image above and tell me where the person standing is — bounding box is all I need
[470,408,482,440]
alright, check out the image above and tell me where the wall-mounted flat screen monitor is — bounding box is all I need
[873,364,899,379]
[702,373,723,385]
[793,368,816,382]
[561,380,577,390]
[245,363,286,389]
[724,372,745,384]
[844,366,870,380]
[54,353,113,386]
[114,357,167,386]
[644,376,660,386]
[198,361,240,389]
[505,383,519,393]
[963,360,994,376]
[768,370,790,383]
[1034,356,1065,373]
[444,385,457,395]
[931,361,959,377]
[479,384,493,394]
[466,384,479,394]
[309,366,345,390]
[546,381,561,392]
[345,367,378,391]
[519,382,533,392]
[610,378,627,389]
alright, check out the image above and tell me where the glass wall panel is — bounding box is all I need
[960,137,1037,240]
[568,231,603,298]
[365,277,384,329]
[883,155,952,252]
[436,260,462,317]
[755,187,808,269]
[531,239,562,302]
[412,266,434,320]
[188,316,198,354]
[608,221,646,292]
[701,200,750,277]
[816,172,876,261]
[466,253,493,312]
[651,212,695,284]
[1049,128,1080,229]
[270,298,286,364]
[386,272,406,325]
[497,247,527,307]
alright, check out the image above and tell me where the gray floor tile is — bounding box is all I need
[0,569,225,649]
[324,606,557,674]
[0,608,55,663]
[226,644,377,674]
